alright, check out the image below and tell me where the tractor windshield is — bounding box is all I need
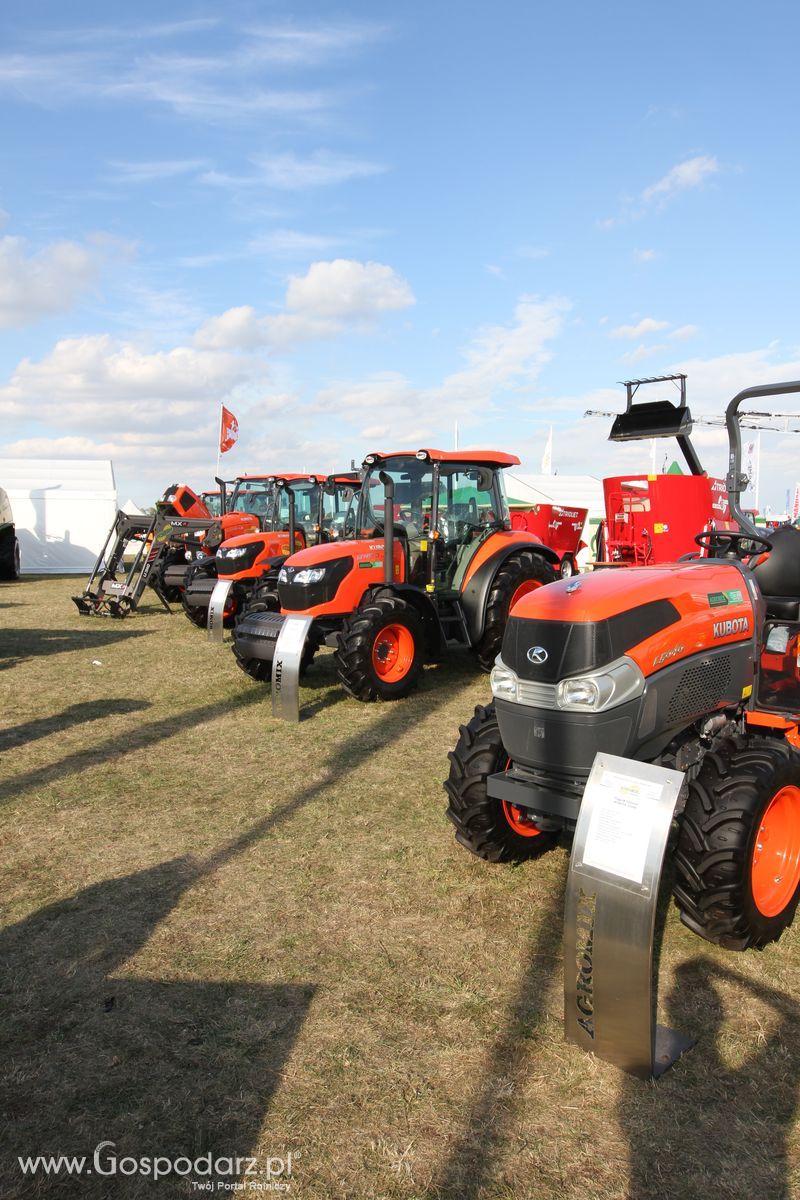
[201,492,222,517]
[228,479,274,519]
[274,480,321,536]
[359,458,435,539]
[322,481,361,541]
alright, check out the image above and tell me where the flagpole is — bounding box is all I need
[215,404,223,483]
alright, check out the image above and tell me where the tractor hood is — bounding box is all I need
[504,560,758,682]
[281,538,370,569]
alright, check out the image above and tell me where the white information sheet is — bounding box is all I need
[581,769,664,884]
[277,616,311,656]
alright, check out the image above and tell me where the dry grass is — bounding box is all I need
[2,576,800,1199]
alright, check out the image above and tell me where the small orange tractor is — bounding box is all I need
[446,381,800,951]
[233,448,560,700]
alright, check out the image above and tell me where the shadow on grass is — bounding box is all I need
[0,699,152,752]
[2,674,480,1193]
[433,858,568,1199]
[0,689,264,805]
[0,856,315,1196]
[619,956,800,1200]
[0,626,153,671]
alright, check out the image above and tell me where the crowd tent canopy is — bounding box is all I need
[0,459,118,574]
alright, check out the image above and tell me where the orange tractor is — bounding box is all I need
[446,381,800,951]
[233,449,560,700]
[181,472,359,629]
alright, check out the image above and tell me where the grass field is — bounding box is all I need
[2,575,800,1199]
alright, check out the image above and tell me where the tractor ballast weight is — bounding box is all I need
[446,380,800,953]
[233,448,560,701]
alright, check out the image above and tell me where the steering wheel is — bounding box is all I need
[694,530,773,559]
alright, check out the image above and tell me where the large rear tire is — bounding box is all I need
[335,594,423,701]
[673,736,800,949]
[445,702,558,863]
[474,550,556,672]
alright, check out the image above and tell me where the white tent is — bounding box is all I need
[0,459,117,574]
[506,473,605,523]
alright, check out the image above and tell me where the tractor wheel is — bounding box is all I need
[445,702,558,862]
[335,594,423,701]
[559,555,575,579]
[673,736,800,950]
[0,528,20,580]
[474,551,556,672]
[180,559,213,628]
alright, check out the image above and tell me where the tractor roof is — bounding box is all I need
[363,449,521,468]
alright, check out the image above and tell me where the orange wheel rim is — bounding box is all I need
[372,623,414,682]
[510,579,543,611]
[501,800,542,838]
[751,785,800,917]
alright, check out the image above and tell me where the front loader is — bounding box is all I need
[72,484,212,618]
[233,449,560,701]
[445,380,800,952]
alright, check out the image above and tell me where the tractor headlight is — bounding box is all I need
[218,545,249,559]
[556,657,645,713]
[292,567,326,585]
[490,664,519,701]
[278,567,289,583]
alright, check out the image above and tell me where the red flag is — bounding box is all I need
[219,405,238,454]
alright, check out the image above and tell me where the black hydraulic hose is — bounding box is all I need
[288,486,296,551]
[379,470,394,585]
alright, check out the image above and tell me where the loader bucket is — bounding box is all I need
[609,399,694,441]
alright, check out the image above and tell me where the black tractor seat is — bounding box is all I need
[750,525,800,620]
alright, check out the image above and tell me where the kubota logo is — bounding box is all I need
[713,617,749,638]
[527,646,549,664]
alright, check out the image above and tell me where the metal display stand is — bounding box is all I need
[207,579,234,642]
[271,615,314,722]
[563,752,694,1079]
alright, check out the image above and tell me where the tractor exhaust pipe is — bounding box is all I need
[287,484,296,550]
[215,476,228,514]
[379,470,394,586]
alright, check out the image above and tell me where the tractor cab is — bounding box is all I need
[357,450,516,595]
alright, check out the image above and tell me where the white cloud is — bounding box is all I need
[250,229,341,257]
[105,158,209,184]
[253,151,387,189]
[634,248,657,263]
[621,343,668,364]
[0,234,125,328]
[669,324,699,341]
[193,259,415,351]
[611,317,669,340]
[285,259,413,318]
[641,155,720,206]
[0,335,255,429]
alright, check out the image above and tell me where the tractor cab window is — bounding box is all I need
[229,480,273,520]
[202,493,222,517]
[433,466,510,590]
[322,483,359,541]
[273,481,320,547]
[360,459,435,540]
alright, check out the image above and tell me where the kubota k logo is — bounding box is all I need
[527,646,549,665]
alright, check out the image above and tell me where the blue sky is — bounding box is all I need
[1,1,800,509]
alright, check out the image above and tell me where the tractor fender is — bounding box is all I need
[370,584,447,657]
[461,540,558,645]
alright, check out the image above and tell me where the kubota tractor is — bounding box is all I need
[181,472,360,630]
[445,381,800,951]
[233,449,560,700]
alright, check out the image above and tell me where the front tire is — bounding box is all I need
[673,736,800,949]
[474,550,556,672]
[232,585,283,683]
[445,702,558,863]
[335,594,423,701]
